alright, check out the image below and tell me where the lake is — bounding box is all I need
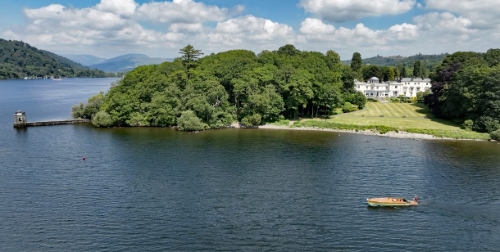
[1,78,499,251]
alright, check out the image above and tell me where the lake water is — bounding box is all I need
[1,78,500,251]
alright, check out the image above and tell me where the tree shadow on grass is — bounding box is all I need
[410,103,460,127]
[411,103,433,116]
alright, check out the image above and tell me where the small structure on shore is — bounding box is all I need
[14,110,27,127]
[13,110,90,128]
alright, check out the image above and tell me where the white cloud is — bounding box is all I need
[3,0,500,60]
[137,0,240,24]
[3,0,246,57]
[414,12,472,35]
[300,18,336,34]
[2,0,293,58]
[388,23,419,40]
[299,20,384,45]
[215,15,294,41]
[299,0,416,22]
[96,0,137,17]
[169,23,204,33]
[295,13,479,58]
[425,0,500,29]
[425,0,500,14]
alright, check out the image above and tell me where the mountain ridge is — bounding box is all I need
[66,53,173,72]
[0,38,108,79]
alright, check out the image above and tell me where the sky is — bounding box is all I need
[1,0,499,60]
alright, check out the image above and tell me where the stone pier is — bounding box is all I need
[13,110,90,128]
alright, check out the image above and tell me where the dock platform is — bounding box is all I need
[13,110,90,128]
[16,119,90,128]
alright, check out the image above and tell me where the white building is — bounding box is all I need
[355,77,432,98]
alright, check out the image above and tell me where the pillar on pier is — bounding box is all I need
[14,110,27,128]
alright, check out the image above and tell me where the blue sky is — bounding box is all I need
[1,0,498,59]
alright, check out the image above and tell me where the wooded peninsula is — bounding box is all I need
[72,45,500,140]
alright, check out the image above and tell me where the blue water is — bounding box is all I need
[1,78,500,251]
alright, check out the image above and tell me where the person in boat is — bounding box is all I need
[413,196,418,203]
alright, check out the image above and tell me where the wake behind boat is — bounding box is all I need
[367,196,418,207]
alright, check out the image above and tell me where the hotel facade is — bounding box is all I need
[355,77,432,98]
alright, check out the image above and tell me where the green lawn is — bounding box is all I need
[294,102,491,140]
[332,102,456,130]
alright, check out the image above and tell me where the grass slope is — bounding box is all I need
[294,102,490,140]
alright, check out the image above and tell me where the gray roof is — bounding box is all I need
[401,78,431,82]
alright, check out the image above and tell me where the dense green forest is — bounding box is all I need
[73,44,366,131]
[423,49,500,138]
[0,38,111,79]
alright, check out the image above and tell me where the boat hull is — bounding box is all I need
[367,197,418,207]
[367,201,411,207]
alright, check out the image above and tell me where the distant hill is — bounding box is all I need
[63,54,106,66]
[342,53,448,68]
[0,38,108,79]
[87,54,172,72]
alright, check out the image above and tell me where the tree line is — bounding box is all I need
[73,44,367,131]
[344,52,446,80]
[0,38,112,79]
[423,49,500,138]
[350,52,432,81]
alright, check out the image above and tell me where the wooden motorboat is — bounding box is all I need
[367,196,418,207]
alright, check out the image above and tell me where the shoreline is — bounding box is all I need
[220,122,492,142]
[230,122,451,140]
[252,123,470,141]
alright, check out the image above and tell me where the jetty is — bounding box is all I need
[13,110,90,128]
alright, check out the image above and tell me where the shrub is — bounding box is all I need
[72,92,105,119]
[71,102,85,119]
[491,129,500,141]
[92,111,113,127]
[416,90,431,104]
[241,113,262,127]
[462,119,473,131]
[126,112,149,127]
[473,116,500,133]
[177,110,207,131]
[83,92,105,119]
[344,91,367,109]
[367,98,379,102]
[209,111,233,129]
[342,102,357,113]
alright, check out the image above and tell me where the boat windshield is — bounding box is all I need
[403,199,408,202]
